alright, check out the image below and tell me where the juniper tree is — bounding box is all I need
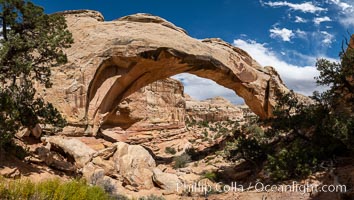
[0,0,73,147]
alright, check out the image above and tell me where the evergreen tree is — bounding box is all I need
[315,36,354,116]
[0,0,73,147]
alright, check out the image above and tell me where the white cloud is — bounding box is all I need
[232,39,327,96]
[270,27,294,42]
[172,73,244,104]
[329,0,352,11]
[294,16,307,23]
[339,14,354,28]
[263,1,327,13]
[336,1,354,28]
[324,0,354,28]
[321,31,335,46]
[313,16,332,25]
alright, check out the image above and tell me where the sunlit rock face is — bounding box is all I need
[104,78,186,131]
[39,10,293,134]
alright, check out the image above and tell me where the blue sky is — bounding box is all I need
[33,0,354,104]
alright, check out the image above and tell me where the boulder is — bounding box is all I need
[43,136,97,167]
[93,145,117,160]
[92,156,115,176]
[31,124,42,138]
[152,168,182,192]
[16,127,30,138]
[82,162,105,184]
[36,146,76,172]
[0,167,20,179]
[16,124,43,139]
[112,142,156,189]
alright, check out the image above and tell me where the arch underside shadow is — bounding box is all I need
[86,48,273,134]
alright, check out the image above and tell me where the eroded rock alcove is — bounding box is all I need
[40,10,291,134]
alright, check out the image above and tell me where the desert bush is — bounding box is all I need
[209,126,217,132]
[265,139,318,181]
[224,119,269,163]
[185,118,196,127]
[164,146,177,155]
[100,178,116,194]
[173,153,191,169]
[235,136,268,162]
[202,171,218,182]
[0,178,114,200]
[218,127,229,135]
[185,147,201,161]
[198,120,209,128]
[3,141,29,160]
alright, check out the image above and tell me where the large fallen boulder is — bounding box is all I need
[36,146,76,172]
[42,136,97,167]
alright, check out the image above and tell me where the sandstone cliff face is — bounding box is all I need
[38,10,292,134]
[103,78,185,131]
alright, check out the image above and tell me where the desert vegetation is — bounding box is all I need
[0,178,114,200]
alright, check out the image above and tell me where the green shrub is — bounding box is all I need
[164,146,177,155]
[202,171,218,182]
[265,139,318,181]
[3,141,29,160]
[218,127,229,135]
[198,120,209,128]
[236,136,267,162]
[185,147,200,161]
[185,118,196,127]
[0,178,114,200]
[173,153,191,169]
[224,118,271,169]
[209,126,217,132]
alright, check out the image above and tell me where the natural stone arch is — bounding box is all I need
[86,47,278,131]
[40,10,292,134]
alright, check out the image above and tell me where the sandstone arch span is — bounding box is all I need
[41,10,291,134]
